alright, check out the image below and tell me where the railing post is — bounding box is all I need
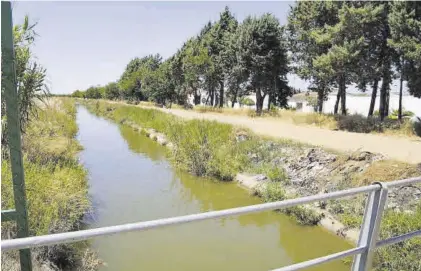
[352,183,388,271]
[1,2,33,271]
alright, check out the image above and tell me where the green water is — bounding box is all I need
[76,106,352,271]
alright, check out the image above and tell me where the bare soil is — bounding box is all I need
[156,107,421,164]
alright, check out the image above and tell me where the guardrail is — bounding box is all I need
[2,176,421,271]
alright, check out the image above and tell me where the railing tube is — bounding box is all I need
[352,182,389,271]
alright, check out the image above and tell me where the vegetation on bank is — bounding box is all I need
[2,14,96,270]
[1,99,97,270]
[82,99,420,270]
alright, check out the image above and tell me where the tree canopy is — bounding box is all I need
[75,3,420,118]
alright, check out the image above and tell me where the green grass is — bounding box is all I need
[258,182,322,225]
[373,205,421,270]
[1,98,93,270]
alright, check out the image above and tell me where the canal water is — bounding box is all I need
[76,106,351,271]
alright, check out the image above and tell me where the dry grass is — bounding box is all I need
[191,105,417,138]
[194,105,256,116]
[353,160,421,186]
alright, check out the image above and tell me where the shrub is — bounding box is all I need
[283,206,322,225]
[259,182,322,225]
[254,164,289,183]
[336,114,382,133]
[260,182,287,202]
[389,108,415,120]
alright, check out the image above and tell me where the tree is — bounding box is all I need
[71,90,85,98]
[85,86,103,99]
[207,6,238,107]
[389,2,421,120]
[182,38,213,105]
[169,51,188,105]
[237,14,290,114]
[345,2,385,117]
[104,82,122,100]
[142,61,176,105]
[119,54,162,101]
[287,1,342,113]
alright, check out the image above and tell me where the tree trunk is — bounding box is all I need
[379,80,388,121]
[334,90,341,115]
[256,89,264,115]
[210,88,214,106]
[379,2,391,121]
[231,88,238,108]
[340,76,347,115]
[368,79,378,117]
[219,81,224,108]
[267,93,271,111]
[317,89,324,113]
[193,89,200,105]
[385,87,390,117]
[398,72,403,120]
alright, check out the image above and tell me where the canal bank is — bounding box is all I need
[76,105,352,270]
[79,99,421,270]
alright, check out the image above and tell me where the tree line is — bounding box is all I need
[73,2,420,119]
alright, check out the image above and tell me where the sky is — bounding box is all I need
[12,1,309,95]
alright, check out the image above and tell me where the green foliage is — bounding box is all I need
[118,54,163,101]
[260,182,287,202]
[287,2,341,112]
[78,7,292,112]
[239,97,255,106]
[389,108,415,120]
[1,15,49,147]
[104,82,122,100]
[237,13,291,112]
[71,90,85,98]
[254,164,288,183]
[259,182,322,225]
[389,2,421,99]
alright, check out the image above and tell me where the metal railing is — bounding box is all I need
[2,176,421,271]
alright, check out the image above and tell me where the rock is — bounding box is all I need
[147,128,156,134]
[387,186,421,211]
[156,134,167,145]
[235,131,249,142]
[166,142,174,149]
[248,153,259,164]
[235,173,268,190]
[132,125,142,132]
[149,133,157,141]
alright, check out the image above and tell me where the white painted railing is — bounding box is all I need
[2,176,421,271]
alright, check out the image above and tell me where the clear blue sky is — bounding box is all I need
[13,1,309,94]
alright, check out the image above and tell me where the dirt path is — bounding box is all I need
[155,107,421,164]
